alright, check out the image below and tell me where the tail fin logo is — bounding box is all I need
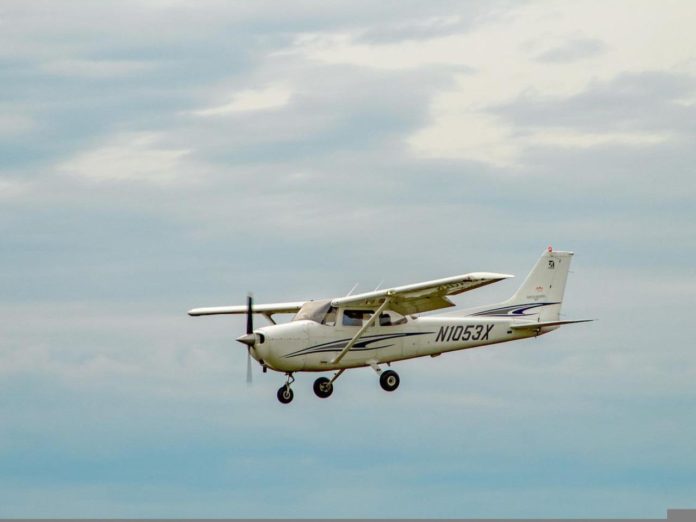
[548,260,555,269]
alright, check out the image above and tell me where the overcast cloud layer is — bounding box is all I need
[1,1,695,517]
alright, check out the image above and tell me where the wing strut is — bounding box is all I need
[330,298,391,364]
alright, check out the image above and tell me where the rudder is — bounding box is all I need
[504,248,574,322]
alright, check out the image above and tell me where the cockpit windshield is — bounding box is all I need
[292,299,333,323]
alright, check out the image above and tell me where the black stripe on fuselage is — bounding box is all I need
[283,332,433,359]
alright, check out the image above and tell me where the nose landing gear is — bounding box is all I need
[277,386,294,404]
[277,373,295,404]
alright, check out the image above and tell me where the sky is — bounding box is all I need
[1,0,695,517]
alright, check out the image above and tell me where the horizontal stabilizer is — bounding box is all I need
[510,319,594,331]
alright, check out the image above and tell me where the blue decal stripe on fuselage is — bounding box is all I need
[470,302,559,317]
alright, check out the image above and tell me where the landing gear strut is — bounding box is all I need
[369,361,400,392]
[277,373,295,404]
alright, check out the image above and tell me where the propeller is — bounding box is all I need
[236,293,255,385]
[246,294,253,385]
[246,351,252,384]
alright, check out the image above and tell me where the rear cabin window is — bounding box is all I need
[378,311,407,326]
[342,310,374,327]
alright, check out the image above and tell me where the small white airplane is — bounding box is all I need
[189,247,591,404]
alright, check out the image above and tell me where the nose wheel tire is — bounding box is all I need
[313,377,334,398]
[379,370,400,392]
[277,386,294,404]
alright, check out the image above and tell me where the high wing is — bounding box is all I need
[331,272,514,315]
[188,301,306,317]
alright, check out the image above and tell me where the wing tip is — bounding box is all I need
[468,272,515,280]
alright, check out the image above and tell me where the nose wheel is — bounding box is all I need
[277,373,295,404]
[277,385,294,404]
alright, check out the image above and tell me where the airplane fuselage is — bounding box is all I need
[189,248,585,403]
[252,315,543,373]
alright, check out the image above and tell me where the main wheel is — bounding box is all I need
[379,369,400,392]
[277,385,294,404]
[313,377,334,399]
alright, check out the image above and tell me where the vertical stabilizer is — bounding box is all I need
[503,248,574,322]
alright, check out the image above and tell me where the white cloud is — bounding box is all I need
[0,178,31,199]
[523,129,671,148]
[409,116,672,167]
[0,110,35,136]
[58,133,192,184]
[289,1,696,166]
[39,59,152,78]
[407,112,518,167]
[192,85,292,116]
[674,95,696,107]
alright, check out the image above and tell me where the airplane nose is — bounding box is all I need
[236,333,256,347]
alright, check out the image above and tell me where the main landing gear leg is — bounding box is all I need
[277,373,295,404]
[368,360,400,392]
[368,360,382,374]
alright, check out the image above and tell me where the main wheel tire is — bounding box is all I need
[313,377,334,399]
[379,369,400,392]
[277,385,294,404]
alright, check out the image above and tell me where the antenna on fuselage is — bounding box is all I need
[346,282,359,296]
